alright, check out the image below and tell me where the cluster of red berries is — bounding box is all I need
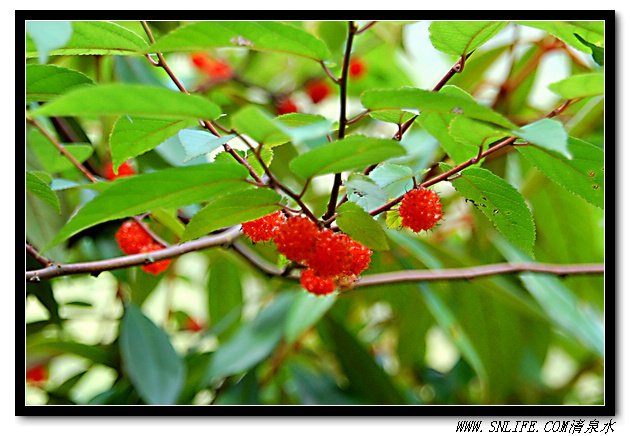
[241,212,372,296]
[104,161,135,181]
[191,52,233,81]
[398,187,443,233]
[115,220,171,275]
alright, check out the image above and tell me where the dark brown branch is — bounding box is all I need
[352,262,605,289]
[26,227,242,281]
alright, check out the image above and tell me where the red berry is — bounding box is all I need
[191,52,212,69]
[276,97,298,115]
[273,216,319,264]
[191,52,232,80]
[104,161,135,180]
[305,79,331,104]
[26,364,47,384]
[183,316,204,332]
[140,242,171,275]
[307,229,353,279]
[342,234,372,277]
[398,188,443,233]
[349,58,367,79]
[300,269,336,296]
[241,211,286,243]
[115,220,154,255]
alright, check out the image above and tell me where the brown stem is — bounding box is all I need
[26,243,51,267]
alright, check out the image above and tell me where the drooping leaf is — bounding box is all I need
[147,21,330,61]
[26,21,149,59]
[25,21,73,63]
[26,171,60,214]
[284,290,337,345]
[335,201,390,251]
[573,33,604,66]
[362,87,519,130]
[26,64,94,103]
[44,163,250,250]
[27,84,222,121]
[289,135,406,179]
[516,137,604,209]
[514,119,570,159]
[429,21,508,57]
[548,73,604,100]
[181,188,282,242]
[441,164,536,256]
[231,105,290,147]
[515,21,604,55]
[177,130,236,163]
[110,117,199,169]
[204,292,294,382]
[120,303,186,405]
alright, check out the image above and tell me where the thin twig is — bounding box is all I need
[26,243,51,267]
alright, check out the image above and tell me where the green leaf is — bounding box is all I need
[44,163,250,250]
[204,292,294,381]
[335,201,390,251]
[289,135,406,179]
[26,64,94,103]
[181,188,282,242]
[177,130,236,163]
[368,110,416,125]
[515,119,570,159]
[110,117,199,169]
[548,73,604,100]
[369,163,415,198]
[231,105,290,147]
[284,290,337,345]
[120,303,186,405]
[515,21,604,54]
[26,171,60,214]
[442,165,536,256]
[26,21,149,58]
[449,117,507,148]
[494,238,604,359]
[574,33,604,66]
[27,84,222,121]
[429,21,508,56]
[345,174,389,212]
[247,146,274,178]
[26,21,73,63]
[147,21,330,61]
[320,313,407,404]
[28,128,94,174]
[362,87,519,130]
[207,253,244,341]
[517,137,604,209]
[29,340,117,368]
[275,113,334,147]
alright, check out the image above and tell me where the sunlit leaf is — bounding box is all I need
[26,64,94,103]
[548,73,604,99]
[515,119,570,159]
[429,21,508,56]
[26,171,60,214]
[335,201,389,251]
[26,21,73,63]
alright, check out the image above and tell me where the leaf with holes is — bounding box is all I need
[441,164,536,256]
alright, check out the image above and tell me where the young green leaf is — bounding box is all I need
[26,21,149,59]
[120,303,186,405]
[516,137,604,209]
[178,130,236,163]
[362,87,519,130]
[289,135,406,179]
[147,21,331,62]
[442,165,536,256]
[231,105,290,147]
[515,21,604,54]
[247,146,274,178]
[515,119,570,159]
[44,163,251,250]
[27,84,221,121]
[26,171,60,214]
[335,202,390,251]
[429,21,508,57]
[181,188,282,242]
[573,33,604,66]
[110,117,199,169]
[548,73,604,100]
[26,64,94,103]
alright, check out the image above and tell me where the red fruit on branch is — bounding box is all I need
[276,97,299,115]
[398,187,443,233]
[104,161,135,180]
[349,58,367,79]
[305,79,332,104]
[115,220,154,255]
[300,269,336,296]
[140,242,171,275]
[308,229,353,279]
[191,52,233,80]
[273,216,319,264]
[241,211,286,243]
[343,235,373,277]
